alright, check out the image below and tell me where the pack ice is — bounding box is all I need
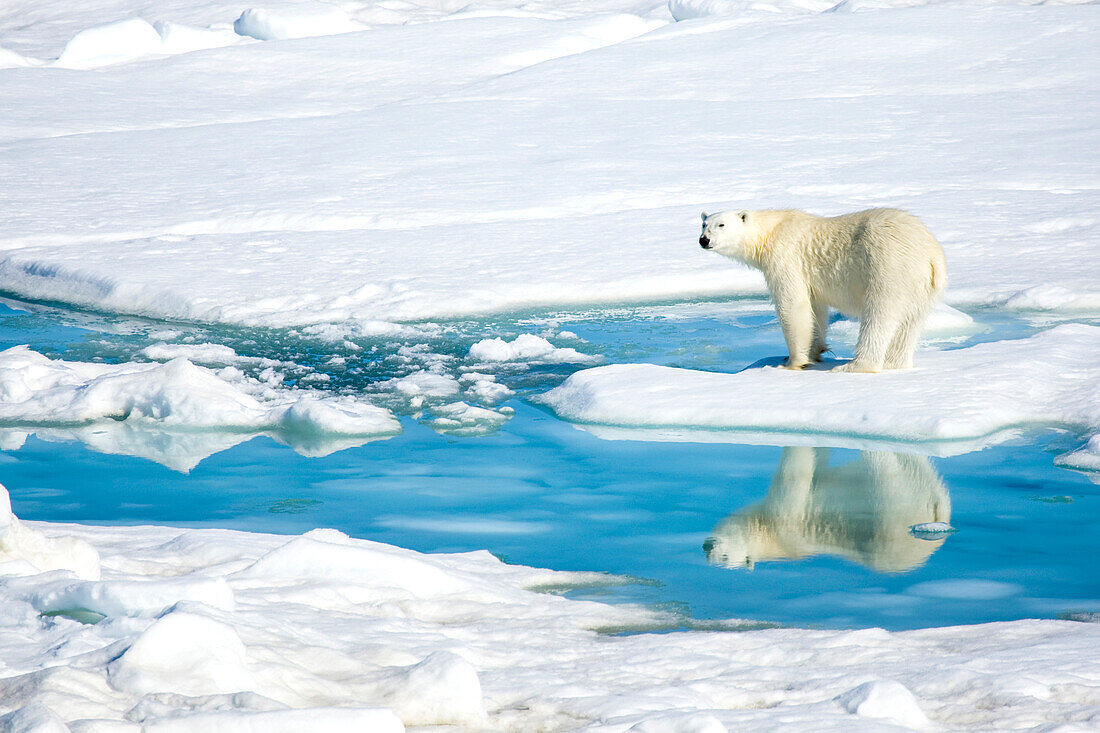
[1,0,1099,728]
[3,482,1100,731]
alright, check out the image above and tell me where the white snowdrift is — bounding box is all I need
[539,324,1100,459]
[0,346,400,469]
[54,17,240,69]
[233,6,367,42]
[2,482,1099,731]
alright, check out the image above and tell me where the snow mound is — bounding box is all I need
[1,484,100,580]
[495,13,662,71]
[372,651,486,726]
[468,334,600,364]
[108,611,255,697]
[538,325,1100,461]
[232,532,474,598]
[51,17,240,69]
[835,679,929,727]
[31,576,234,619]
[0,46,32,69]
[234,6,367,41]
[54,18,164,69]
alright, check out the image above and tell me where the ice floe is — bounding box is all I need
[2,482,1099,730]
[0,346,400,470]
[539,325,1100,462]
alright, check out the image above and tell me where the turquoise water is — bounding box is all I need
[1,298,1098,630]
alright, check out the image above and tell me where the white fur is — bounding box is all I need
[704,447,952,573]
[699,208,947,372]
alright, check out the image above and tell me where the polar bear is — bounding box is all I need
[698,208,946,372]
[703,447,952,573]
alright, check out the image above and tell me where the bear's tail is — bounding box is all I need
[929,256,947,295]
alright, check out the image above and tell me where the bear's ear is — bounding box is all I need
[700,211,709,222]
[739,212,747,223]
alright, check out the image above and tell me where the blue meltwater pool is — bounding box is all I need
[1,297,1097,630]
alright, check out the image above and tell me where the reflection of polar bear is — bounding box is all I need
[698,208,946,372]
[704,447,951,573]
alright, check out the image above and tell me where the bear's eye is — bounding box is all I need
[717,223,724,228]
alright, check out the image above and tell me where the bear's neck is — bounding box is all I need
[743,210,791,272]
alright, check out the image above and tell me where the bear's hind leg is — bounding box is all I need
[834,308,898,373]
[883,309,929,369]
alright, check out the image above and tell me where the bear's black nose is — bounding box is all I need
[699,236,711,249]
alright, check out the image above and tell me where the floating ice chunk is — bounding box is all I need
[275,397,398,437]
[459,373,515,404]
[140,343,255,366]
[0,346,399,437]
[383,371,461,398]
[234,6,367,41]
[539,326,1100,463]
[468,334,598,364]
[909,521,956,539]
[143,707,405,733]
[55,19,163,69]
[32,577,233,619]
[108,612,254,697]
[373,651,485,727]
[1,483,100,580]
[426,401,513,436]
[835,680,929,728]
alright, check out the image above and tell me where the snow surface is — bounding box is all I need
[3,482,1100,731]
[0,0,1097,327]
[539,325,1100,462]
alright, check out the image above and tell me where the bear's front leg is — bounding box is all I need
[772,283,815,370]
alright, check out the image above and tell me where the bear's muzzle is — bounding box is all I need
[699,236,711,249]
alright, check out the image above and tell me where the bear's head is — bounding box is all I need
[699,210,750,258]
